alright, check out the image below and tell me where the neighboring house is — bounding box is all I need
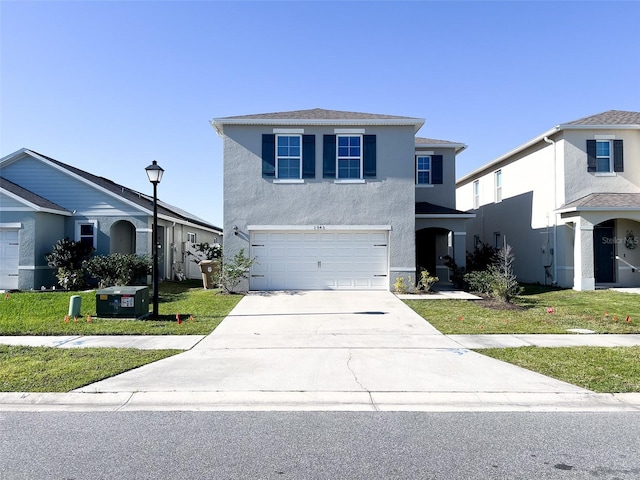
[212,108,472,291]
[456,110,640,291]
[0,149,222,290]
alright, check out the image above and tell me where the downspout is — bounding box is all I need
[543,136,558,285]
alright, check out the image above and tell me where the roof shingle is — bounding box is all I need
[563,110,640,126]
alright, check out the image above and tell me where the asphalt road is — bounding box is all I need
[1,412,639,479]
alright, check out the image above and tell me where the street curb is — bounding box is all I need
[1,391,639,413]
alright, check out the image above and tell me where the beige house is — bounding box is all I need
[456,110,640,291]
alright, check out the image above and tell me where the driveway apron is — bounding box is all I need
[77,291,587,397]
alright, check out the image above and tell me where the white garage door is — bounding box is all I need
[250,230,388,290]
[0,230,19,290]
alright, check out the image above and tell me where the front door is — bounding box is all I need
[594,221,615,283]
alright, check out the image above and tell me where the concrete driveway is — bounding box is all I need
[70,291,619,411]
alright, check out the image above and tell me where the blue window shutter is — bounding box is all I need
[262,134,275,178]
[432,155,443,184]
[323,135,336,178]
[586,140,597,172]
[302,135,315,178]
[363,135,376,178]
[613,139,624,172]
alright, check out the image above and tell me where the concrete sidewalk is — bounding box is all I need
[1,291,640,412]
[1,333,639,350]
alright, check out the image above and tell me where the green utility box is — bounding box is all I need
[96,286,149,318]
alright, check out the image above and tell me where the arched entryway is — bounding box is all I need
[110,220,136,254]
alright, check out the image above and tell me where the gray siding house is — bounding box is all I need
[0,149,222,290]
[456,110,640,290]
[212,108,472,291]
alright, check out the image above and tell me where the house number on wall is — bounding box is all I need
[314,225,326,230]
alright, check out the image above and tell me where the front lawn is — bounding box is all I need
[481,346,640,393]
[405,286,640,334]
[0,345,180,392]
[0,281,242,335]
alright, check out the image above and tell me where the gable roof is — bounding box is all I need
[0,177,71,214]
[212,108,425,134]
[458,109,640,185]
[415,137,467,154]
[563,110,640,127]
[557,193,640,212]
[1,149,221,232]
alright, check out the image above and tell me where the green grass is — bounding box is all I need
[0,281,242,335]
[405,286,640,334]
[480,346,640,393]
[0,345,180,392]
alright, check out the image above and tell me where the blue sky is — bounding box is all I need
[2,0,639,227]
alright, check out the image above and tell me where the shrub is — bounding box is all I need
[417,269,439,292]
[45,238,94,289]
[219,248,255,293]
[84,254,151,288]
[463,269,494,295]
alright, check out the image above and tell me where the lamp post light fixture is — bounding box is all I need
[145,160,164,318]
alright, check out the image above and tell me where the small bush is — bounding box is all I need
[417,269,439,292]
[219,248,255,293]
[464,270,494,295]
[84,254,151,288]
[46,238,94,289]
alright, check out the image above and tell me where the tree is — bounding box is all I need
[487,243,523,303]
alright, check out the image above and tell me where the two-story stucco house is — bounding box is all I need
[212,108,472,291]
[0,148,222,290]
[456,110,640,291]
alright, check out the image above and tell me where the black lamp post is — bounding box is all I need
[145,160,164,318]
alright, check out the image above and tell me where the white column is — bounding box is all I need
[573,217,595,291]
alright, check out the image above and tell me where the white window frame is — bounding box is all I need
[187,232,196,243]
[275,134,302,180]
[336,134,363,180]
[416,155,432,185]
[75,220,98,249]
[473,180,480,209]
[596,139,612,173]
[494,170,502,203]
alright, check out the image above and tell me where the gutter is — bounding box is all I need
[543,136,558,285]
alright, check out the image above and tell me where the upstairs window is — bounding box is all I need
[262,134,315,179]
[587,139,624,173]
[337,135,362,179]
[416,156,431,184]
[495,170,502,202]
[323,134,376,180]
[276,135,302,179]
[415,154,444,185]
[473,180,480,209]
[596,140,611,172]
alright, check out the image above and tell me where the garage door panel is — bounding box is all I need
[0,230,19,290]
[250,229,388,290]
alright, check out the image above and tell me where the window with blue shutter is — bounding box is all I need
[323,135,336,178]
[432,155,443,184]
[263,134,315,179]
[587,139,623,173]
[262,134,276,178]
[302,135,315,178]
[363,135,376,178]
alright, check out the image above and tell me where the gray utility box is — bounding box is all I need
[96,286,149,318]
